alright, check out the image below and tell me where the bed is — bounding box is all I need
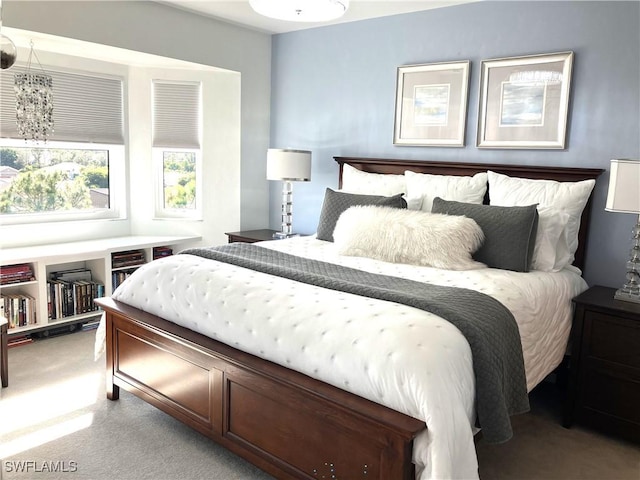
[95,157,603,480]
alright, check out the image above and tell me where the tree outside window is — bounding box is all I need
[162,151,196,210]
[0,147,109,215]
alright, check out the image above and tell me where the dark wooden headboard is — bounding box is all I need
[334,156,604,272]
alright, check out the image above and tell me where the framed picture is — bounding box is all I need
[393,60,470,147]
[477,51,574,149]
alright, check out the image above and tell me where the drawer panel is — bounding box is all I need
[115,327,216,425]
[582,359,640,425]
[585,311,640,368]
[221,366,419,480]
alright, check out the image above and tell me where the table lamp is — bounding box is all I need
[267,148,312,239]
[605,159,640,303]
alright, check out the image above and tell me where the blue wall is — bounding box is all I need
[269,0,640,288]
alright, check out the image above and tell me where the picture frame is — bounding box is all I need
[393,60,470,147]
[477,51,574,149]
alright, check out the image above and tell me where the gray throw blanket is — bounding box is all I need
[181,243,530,443]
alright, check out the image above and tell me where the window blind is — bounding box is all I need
[152,80,201,149]
[0,65,124,144]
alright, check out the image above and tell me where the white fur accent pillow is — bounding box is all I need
[333,205,487,270]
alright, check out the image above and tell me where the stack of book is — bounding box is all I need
[1,293,37,329]
[111,250,146,269]
[153,246,173,260]
[113,268,144,289]
[47,268,104,320]
[0,263,35,285]
[111,250,147,290]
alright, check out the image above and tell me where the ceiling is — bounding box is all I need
[158,0,477,34]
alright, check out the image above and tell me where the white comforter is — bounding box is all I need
[96,236,587,479]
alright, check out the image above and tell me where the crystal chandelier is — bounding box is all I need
[249,0,349,22]
[14,41,54,142]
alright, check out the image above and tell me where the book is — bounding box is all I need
[0,263,35,285]
[7,335,33,348]
[112,250,146,268]
[50,268,92,282]
[153,246,173,260]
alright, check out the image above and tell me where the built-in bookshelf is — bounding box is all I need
[0,235,200,336]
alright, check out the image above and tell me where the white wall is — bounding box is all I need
[127,65,241,247]
[3,0,271,247]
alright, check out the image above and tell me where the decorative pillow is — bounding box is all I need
[316,189,407,242]
[404,170,488,212]
[488,171,596,264]
[333,206,486,270]
[341,163,406,197]
[432,197,539,272]
[531,207,571,272]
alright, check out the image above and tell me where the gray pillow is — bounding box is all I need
[431,197,538,272]
[316,189,407,242]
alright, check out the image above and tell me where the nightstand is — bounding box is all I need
[225,229,280,243]
[563,285,640,442]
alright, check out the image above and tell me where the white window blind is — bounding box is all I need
[0,65,124,144]
[152,81,201,149]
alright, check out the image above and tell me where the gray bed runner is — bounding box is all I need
[181,243,530,443]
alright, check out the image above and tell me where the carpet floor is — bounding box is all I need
[1,329,638,480]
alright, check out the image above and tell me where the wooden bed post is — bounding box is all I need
[105,312,120,400]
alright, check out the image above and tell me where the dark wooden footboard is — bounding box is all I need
[95,297,425,480]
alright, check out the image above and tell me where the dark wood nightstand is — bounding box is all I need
[225,229,280,244]
[563,285,640,442]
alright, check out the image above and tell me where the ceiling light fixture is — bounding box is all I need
[0,34,17,69]
[249,0,349,22]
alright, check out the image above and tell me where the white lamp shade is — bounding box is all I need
[249,0,349,22]
[605,159,640,214]
[266,149,311,181]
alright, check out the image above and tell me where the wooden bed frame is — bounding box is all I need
[96,157,603,480]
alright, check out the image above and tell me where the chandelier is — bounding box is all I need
[14,41,54,142]
[249,0,349,22]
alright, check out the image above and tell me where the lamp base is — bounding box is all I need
[272,232,300,240]
[613,289,640,304]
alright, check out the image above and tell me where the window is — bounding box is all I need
[161,150,197,209]
[0,143,110,215]
[0,65,125,225]
[152,80,202,219]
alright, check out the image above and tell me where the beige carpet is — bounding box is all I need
[1,329,638,480]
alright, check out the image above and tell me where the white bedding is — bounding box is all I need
[96,236,587,479]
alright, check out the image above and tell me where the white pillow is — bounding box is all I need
[531,207,571,272]
[488,171,595,264]
[404,170,488,212]
[341,164,406,196]
[333,205,487,270]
